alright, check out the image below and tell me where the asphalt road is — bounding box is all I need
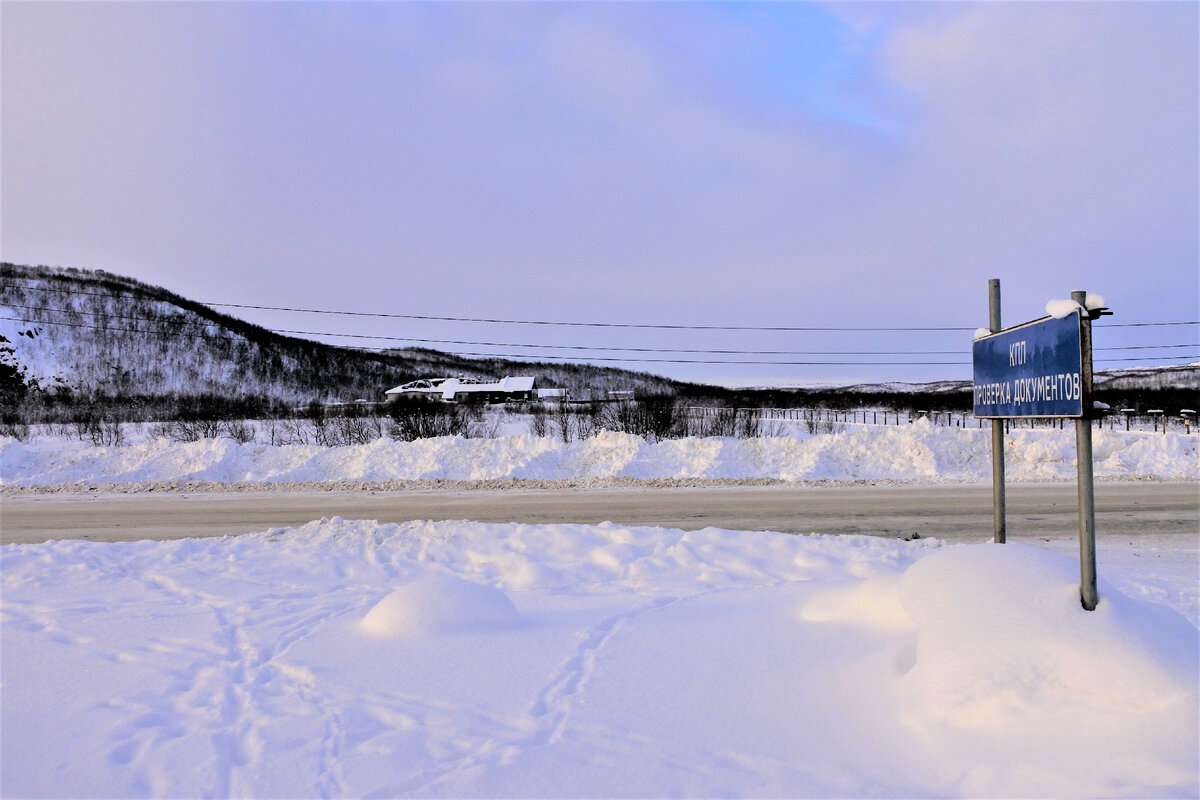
[2,482,1197,545]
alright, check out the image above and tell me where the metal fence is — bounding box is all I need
[683,406,1196,434]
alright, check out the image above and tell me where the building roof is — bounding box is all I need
[384,376,536,401]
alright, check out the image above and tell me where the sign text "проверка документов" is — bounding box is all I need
[972,310,1085,419]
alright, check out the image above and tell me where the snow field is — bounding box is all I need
[2,419,1197,797]
[3,422,1198,486]
[2,519,1196,798]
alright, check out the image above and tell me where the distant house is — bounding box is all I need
[385,376,538,404]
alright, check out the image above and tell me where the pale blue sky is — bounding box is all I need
[3,1,1196,386]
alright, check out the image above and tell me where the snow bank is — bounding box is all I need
[2,520,1195,798]
[4,423,1197,486]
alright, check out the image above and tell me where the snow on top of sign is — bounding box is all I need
[1047,293,1107,319]
[1046,298,1082,319]
[973,327,992,340]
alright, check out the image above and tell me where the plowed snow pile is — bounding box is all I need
[3,423,1197,486]
[2,520,1196,798]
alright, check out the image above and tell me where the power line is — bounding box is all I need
[4,315,1196,367]
[1,316,251,343]
[272,328,967,355]
[6,279,1196,332]
[7,305,1197,358]
[274,328,1196,355]
[194,300,1200,331]
[0,317,965,365]
[4,279,1199,370]
[1097,344,1199,352]
[444,350,1199,366]
[204,301,979,332]
[0,282,973,331]
[4,303,225,335]
[8,295,1200,357]
[0,305,970,353]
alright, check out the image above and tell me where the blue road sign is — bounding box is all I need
[973,310,1085,418]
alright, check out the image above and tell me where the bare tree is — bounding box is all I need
[387,397,470,441]
[528,403,549,437]
[551,398,574,443]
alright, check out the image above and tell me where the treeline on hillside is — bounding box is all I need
[692,384,1198,417]
[0,391,768,446]
[0,391,882,447]
[3,379,1193,430]
[696,386,973,413]
[1090,386,1198,414]
[0,382,975,430]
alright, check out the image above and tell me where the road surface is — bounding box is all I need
[2,482,1196,545]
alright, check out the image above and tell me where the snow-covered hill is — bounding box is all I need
[1,263,395,401]
[0,263,680,402]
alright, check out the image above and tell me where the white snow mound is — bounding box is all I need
[361,573,521,636]
[897,544,1197,723]
[888,543,1198,797]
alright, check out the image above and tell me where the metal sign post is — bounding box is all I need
[989,280,1006,544]
[1072,290,1099,611]
[973,284,1107,610]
